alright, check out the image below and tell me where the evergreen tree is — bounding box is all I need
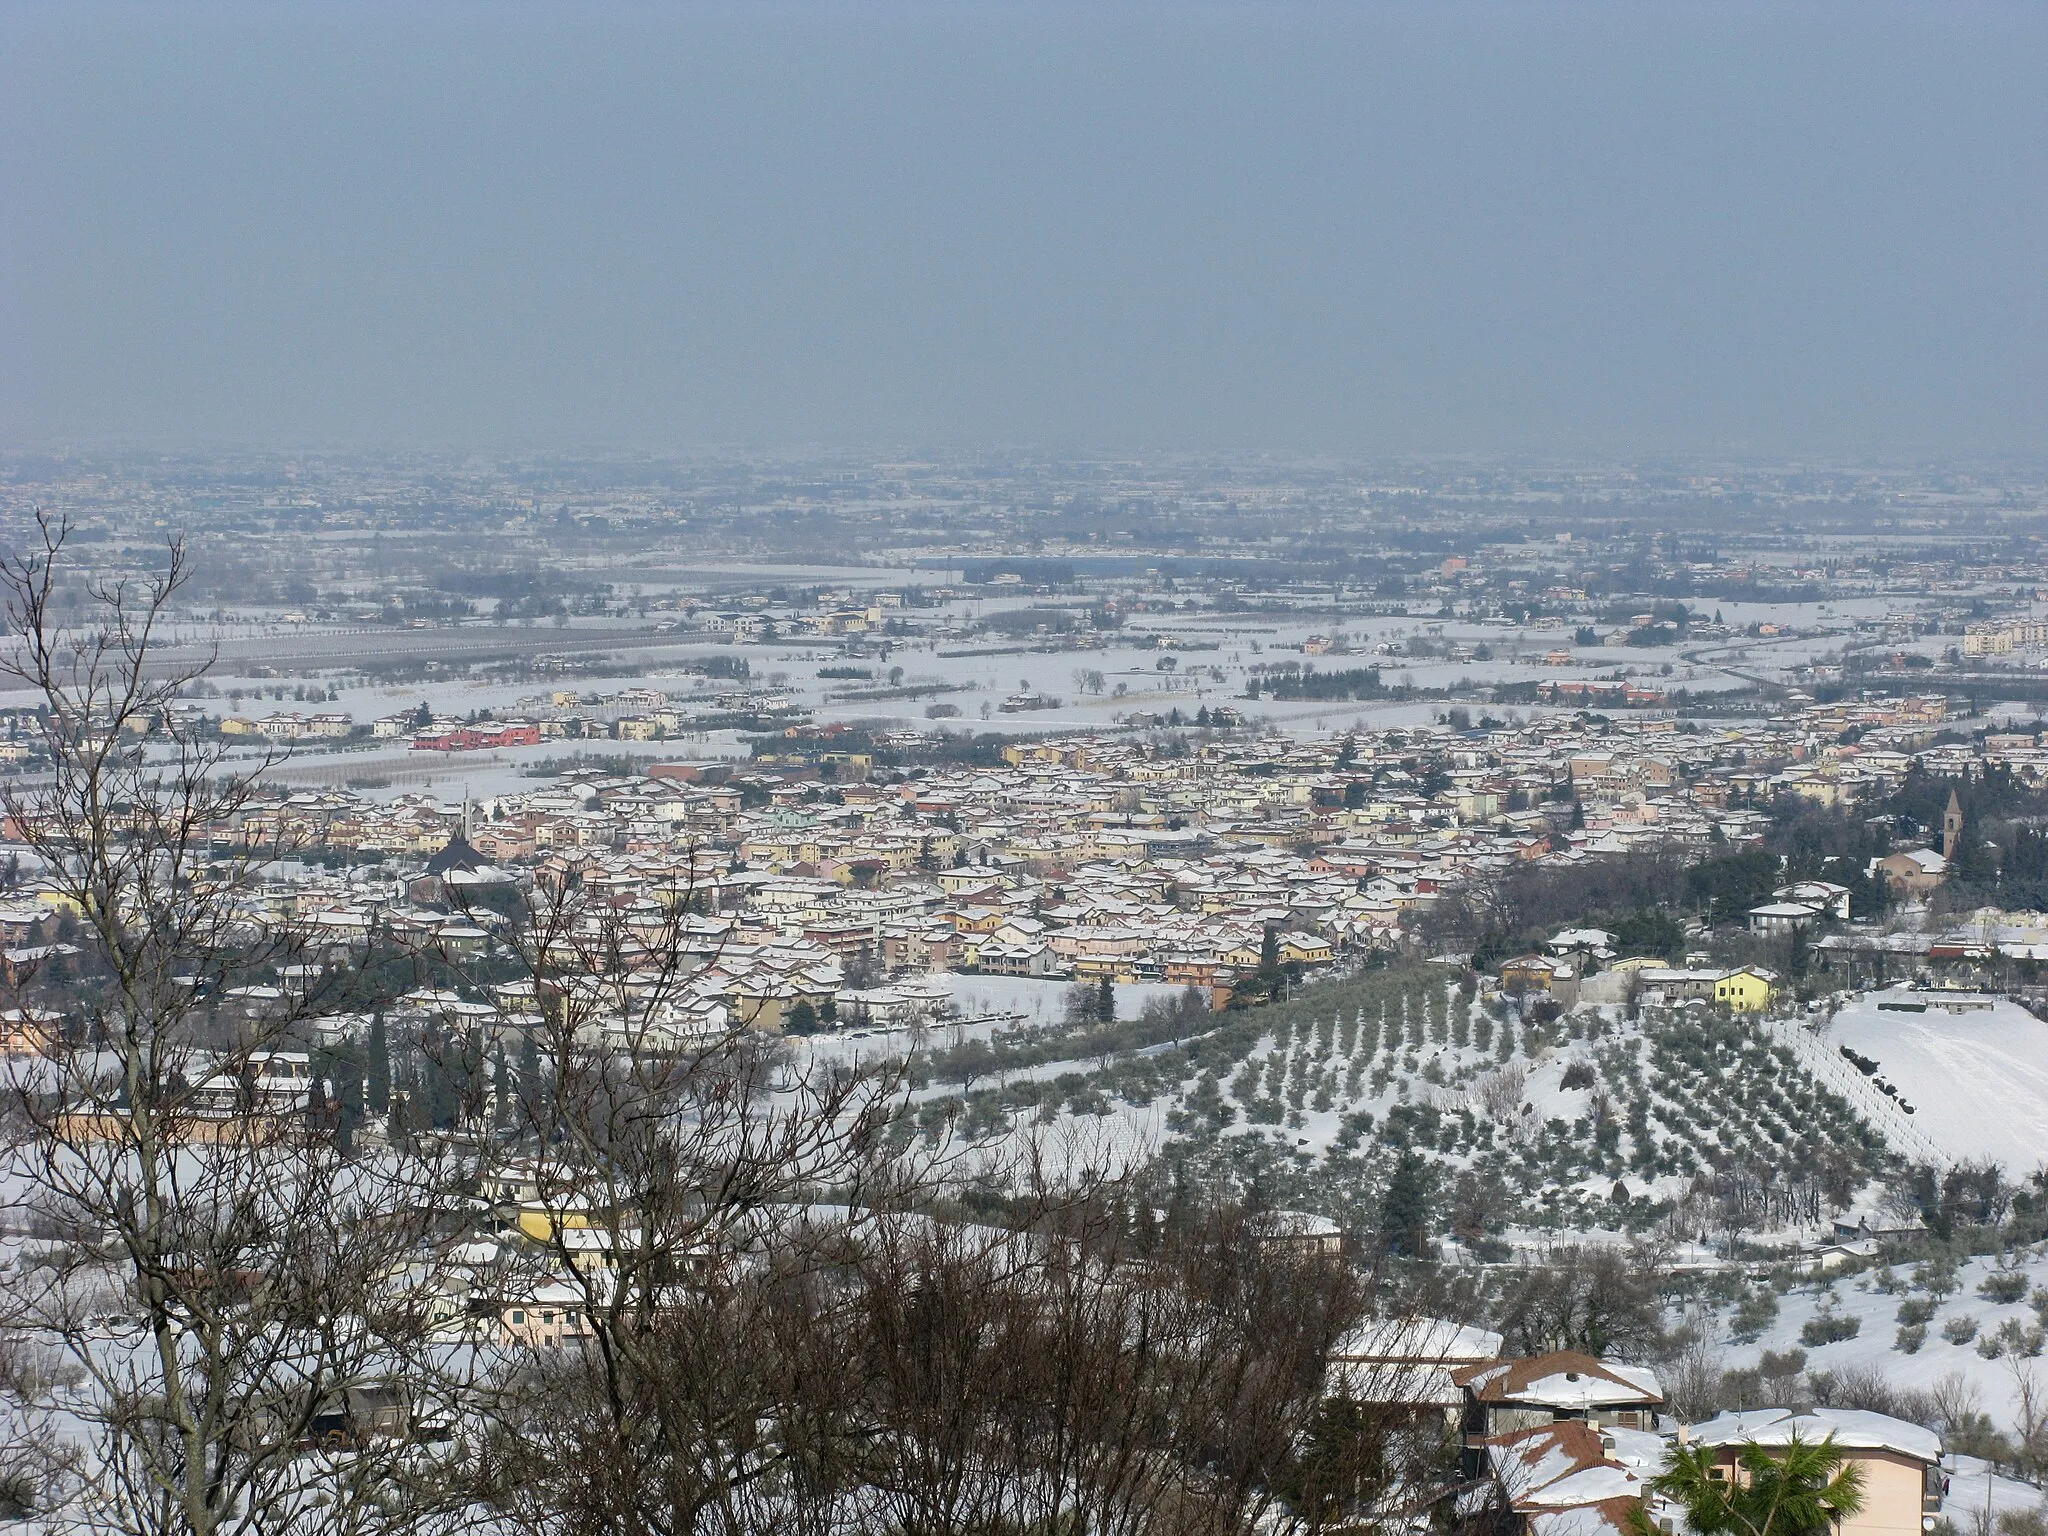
[366,1012,390,1116]
[519,1029,542,1118]
[1952,812,1997,888]
[492,1043,512,1131]
[305,1074,329,1142]
[1095,975,1115,1025]
[1380,1149,1433,1257]
[451,1029,480,1124]
[415,1026,460,1130]
[336,1065,364,1155]
[1257,925,1281,996]
[423,1058,460,1130]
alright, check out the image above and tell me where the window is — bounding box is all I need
[510,1310,525,1325]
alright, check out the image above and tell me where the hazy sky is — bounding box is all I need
[2,2,2043,457]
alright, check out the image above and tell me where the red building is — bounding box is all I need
[411,722,543,752]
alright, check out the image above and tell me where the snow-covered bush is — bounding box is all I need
[1916,1262,1960,1301]
[1987,1317,2043,1358]
[1800,1312,1860,1347]
[1941,1314,1979,1345]
[1980,1269,2029,1305]
[1730,1288,1779,1342]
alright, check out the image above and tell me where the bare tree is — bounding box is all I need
[0,515,467,1535]
[435,843,918,1535]
[1494,1244,1667,1362]
[451,860,1402,1535]
[481,1157,1400,1535]
[1471,1061,1527,1123]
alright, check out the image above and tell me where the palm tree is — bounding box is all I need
[1641,1435,1866,1536]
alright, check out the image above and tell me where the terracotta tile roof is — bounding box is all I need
[1451,1350,1663,1409]
[1484,1420,1648,1536]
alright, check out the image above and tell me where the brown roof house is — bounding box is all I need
[1452,1351,1663,1477]
[1473,1418,1655,1536]
[1498,955,1580,1008]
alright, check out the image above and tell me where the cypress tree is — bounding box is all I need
[1380,1149,1433,1257]
[366,1012,390,1116]
[519,1030,541,1119]
[492,1042,512,1131]
[1095,975,1115,1025]
[337,1065,364,1155]
[305,1074,328,1141]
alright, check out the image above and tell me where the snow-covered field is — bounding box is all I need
[0,582,1801,798]
[929,975,1192,1028]
[1823,992,2048,1173]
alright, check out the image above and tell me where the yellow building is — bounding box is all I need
[1280,934,1335,967]
[1713,965,1778,1012]
[511,1194,610,1244]
[1690,1407,1941,1536]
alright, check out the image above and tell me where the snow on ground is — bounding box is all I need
[793,977,1194,1084]
[1737,1248,2048,1436]
[1824,991,2048,1173]
[930,975,1191,1028]
[1,584,1794,794]
[1942,1457,2048,1526]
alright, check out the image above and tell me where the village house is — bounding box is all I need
[1476,1418,1656,1536]
[1453,1351,1664,1476]
[1687,1408,1942,1536]
[1498,954,1579,1007]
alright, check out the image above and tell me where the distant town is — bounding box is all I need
[7,450,2048,1534]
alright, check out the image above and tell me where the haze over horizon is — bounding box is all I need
[3,2,2043,459]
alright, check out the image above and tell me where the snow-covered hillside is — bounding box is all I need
[867,966,1901,1244]
[1824,991,2048,1172]
[1722,1246,2048,1440]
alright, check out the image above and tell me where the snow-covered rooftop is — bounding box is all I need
[1689,1407,1940,1464]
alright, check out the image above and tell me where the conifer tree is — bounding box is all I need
[367,1010,391,1115]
